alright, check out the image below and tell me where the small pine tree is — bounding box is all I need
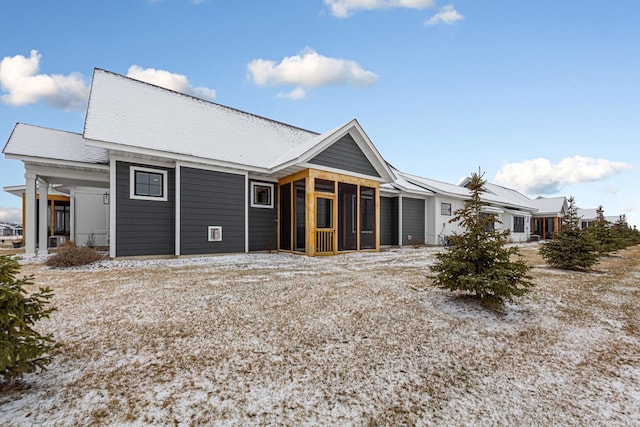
[1,256,58,382]
[539,196,599,270]
[430,172,534,305]
[585,206,622,256]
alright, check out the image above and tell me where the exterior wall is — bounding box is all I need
[309,134,380,178]
[73,186,109,247]
[248,179,278,251]
[425,197,436,244]
[502,212,531,243]
[380,196,398,246]
[434,196,466,244]
[116,161,175,256]
[401,197,425,245]
[180,167,245,255]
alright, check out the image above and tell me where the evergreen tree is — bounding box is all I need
[430,172,534,305]
[585,206,621,255]
[1,256,58,382]
[611,214,637,248]
[539,197,599,270]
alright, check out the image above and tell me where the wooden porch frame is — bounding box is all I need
[277,168,380,256]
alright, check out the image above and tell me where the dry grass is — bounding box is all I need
[1,244,639,426]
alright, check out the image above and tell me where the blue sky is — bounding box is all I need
[1,0,639,227]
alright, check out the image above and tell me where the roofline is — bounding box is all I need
[4,153,110,170]
[85,137,269,174]
[85,68,320,138]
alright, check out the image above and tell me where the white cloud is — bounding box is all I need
[247,48,378,99]
[0,206,21,223]
[277,87,308,100]
[325,0,434,18]
[126,66,216,100]
[0,50,89,110]
[495,156,633,195]
[425,4,464,26]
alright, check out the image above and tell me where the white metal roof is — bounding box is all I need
[529,197,567,216]
[84,69,319,170]
[3,123,109,165]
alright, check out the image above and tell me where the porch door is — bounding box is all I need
[315,195,335,254]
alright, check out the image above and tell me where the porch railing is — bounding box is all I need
[315,228,334,254]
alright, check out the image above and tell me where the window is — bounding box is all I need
[441,202,452,216]
[513,216,525,233]
[251,182,274,208]
[130,166,168,201]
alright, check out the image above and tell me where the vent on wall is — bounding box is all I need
[208,226,222,242]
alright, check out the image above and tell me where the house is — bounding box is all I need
[528,196,568,239]
[3,68,539,258]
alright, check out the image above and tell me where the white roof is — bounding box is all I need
[481,182,536,211]
[3,123,108,165]
[529,197,567,216]
[577,208,598,221]
[84,69,319,170]
[401,172,471,198]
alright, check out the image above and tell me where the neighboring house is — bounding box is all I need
[529,197,568,239]
[577,208,599,229]
[3,68,539,258]
[0,223,12,236]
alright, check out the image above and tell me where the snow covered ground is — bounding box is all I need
[1,245,639,426]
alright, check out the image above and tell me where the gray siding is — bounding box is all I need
[248,180,278,251]
[309,134,380,177]
[180,167,245,255]
[116,161,175,256]
[380,196,398,245]
[402,198,425,245]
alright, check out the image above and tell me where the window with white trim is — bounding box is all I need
[513,216,525,233]
[250,182,274,208]
[441,202,452,216]
[130,166,168,201]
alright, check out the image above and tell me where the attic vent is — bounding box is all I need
[208,226,222,242]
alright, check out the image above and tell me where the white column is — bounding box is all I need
[244,173,249,253]
[175,164,181,256]
[38,178,49,256]
[398,195,403,247]
[24,173,37,256]
[109,159,116,258]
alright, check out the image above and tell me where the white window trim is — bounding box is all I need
[130,166,168,202]
[250,182,274,209]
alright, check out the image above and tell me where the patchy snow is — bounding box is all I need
[1,246,639,426]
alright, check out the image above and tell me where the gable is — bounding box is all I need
[308,134,380,178]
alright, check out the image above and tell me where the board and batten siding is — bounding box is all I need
[180,167,245,255]
[248,180,278,251]
[402,197,425,245]
[380,196,398,246]
[309,134,380,177]
[115,161,175,256]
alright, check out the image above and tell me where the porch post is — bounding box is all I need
[24,173,37,256]
[38,178,49,256]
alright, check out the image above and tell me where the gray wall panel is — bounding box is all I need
[180,167,245,255]
[116,161,175,256]
[309,134,380,177]
[248,180,278,251]
[402,198,425,245]
[380,196,398,245]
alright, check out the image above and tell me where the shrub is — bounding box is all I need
[430,172,534,305]
[46,241,107,268]
[1,255,58,382]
